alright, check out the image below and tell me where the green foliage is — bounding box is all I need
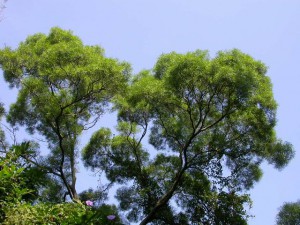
[0,28,294,224]
[83,49,293,224]
[79,188,108,205]
[0,103,4,119]
[0,143,34,222]
[82,126,149,184]
[38,176,68,203]
[277,201,300,225]
[0,27,130,200]
[0,144,121,224]
[214,192,250,225]
[0,153,29,202]
[3,202,122,225]
[0,102,8,151]
[3,142,50,202]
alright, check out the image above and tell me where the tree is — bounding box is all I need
[277,201,300,225]
[83,50,294,224]
[0,27,130,201]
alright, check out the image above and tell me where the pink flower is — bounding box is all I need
[85,200,93,206]
[107,214,116,220]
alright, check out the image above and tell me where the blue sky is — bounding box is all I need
[1,1,300,224]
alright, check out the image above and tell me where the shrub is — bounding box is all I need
[3,202,123,225]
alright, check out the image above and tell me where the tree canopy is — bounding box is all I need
[82,49,294,224]
[0,27,130,200]
[0,28,294,225]
[277,201,300,225]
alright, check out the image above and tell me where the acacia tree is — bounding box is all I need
[83,50,294,224]
[0,27,129,201]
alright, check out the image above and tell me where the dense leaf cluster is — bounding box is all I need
[4,202,122,225]
[277,201,300,225]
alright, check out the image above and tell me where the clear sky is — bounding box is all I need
[0,1,300,224]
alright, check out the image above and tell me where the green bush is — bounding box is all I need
[0,144,33,222]
[3,202,123,225]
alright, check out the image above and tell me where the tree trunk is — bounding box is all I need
[139,167,186,225]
